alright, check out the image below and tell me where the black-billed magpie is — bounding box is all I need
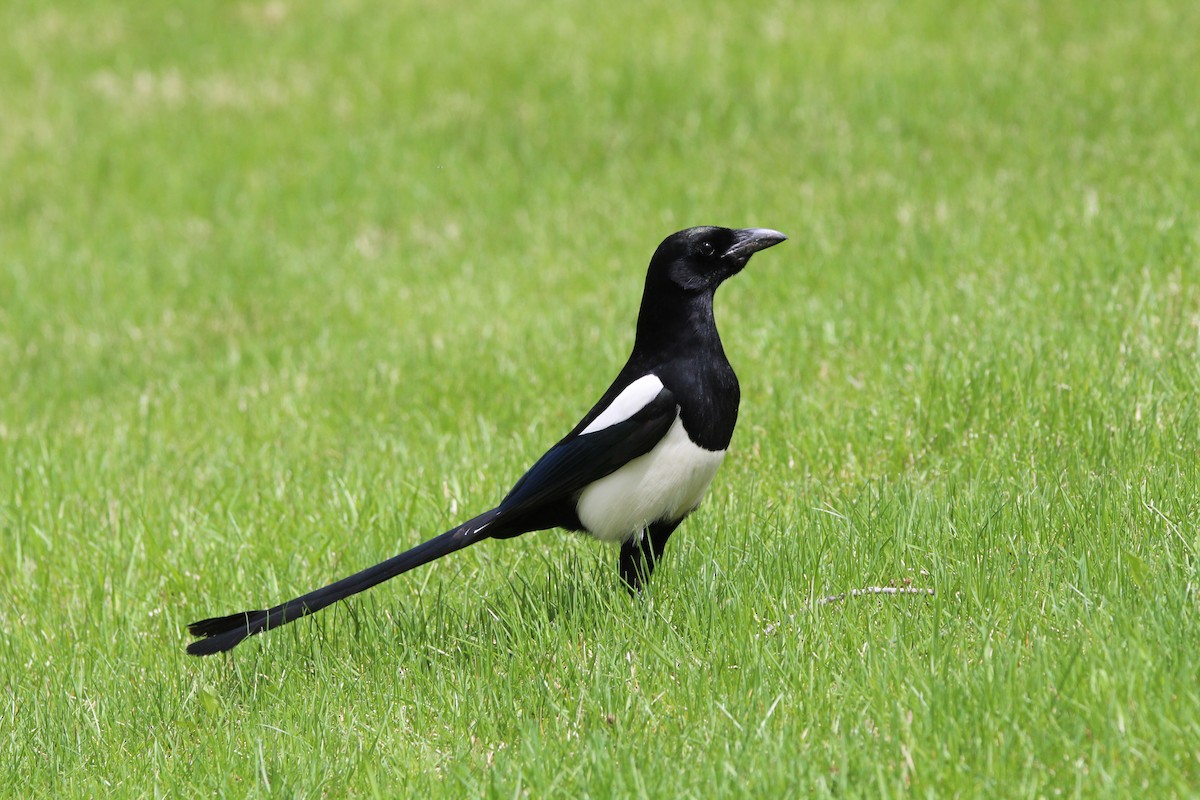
[187,226,786,655]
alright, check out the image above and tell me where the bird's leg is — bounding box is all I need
[618,527,652,592]
[618,519,682,593]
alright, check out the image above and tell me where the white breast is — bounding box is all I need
[576,416,727,543]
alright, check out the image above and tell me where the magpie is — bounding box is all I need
[186,226,787,656]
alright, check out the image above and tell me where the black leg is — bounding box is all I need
[618,518,682,592]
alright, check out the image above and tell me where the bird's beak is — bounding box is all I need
[724,228,788,259]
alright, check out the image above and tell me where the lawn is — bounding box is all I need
[2,0,1198,796]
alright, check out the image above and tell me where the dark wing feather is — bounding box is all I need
[499,387,677,515]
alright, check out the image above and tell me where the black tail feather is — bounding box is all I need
[186,510,502,656]
[187,611,267,639]
[186,611,271,656]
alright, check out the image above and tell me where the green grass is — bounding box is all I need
[3,0,1199,795]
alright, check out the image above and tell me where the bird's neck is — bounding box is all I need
[632,284,740,451]
[632,286,725,361]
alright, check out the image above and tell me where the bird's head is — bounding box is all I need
[649,226,788,292]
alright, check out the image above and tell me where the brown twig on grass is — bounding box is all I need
[819,586,935,605]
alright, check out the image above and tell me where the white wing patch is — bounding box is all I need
[581,374,665,435]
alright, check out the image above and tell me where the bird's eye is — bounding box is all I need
[699,241,716,257]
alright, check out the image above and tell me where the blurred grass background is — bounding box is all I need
[2,0,1198,796]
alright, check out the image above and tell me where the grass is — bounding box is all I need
[2,0,1199,795]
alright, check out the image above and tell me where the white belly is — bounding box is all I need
[576,417,727,543]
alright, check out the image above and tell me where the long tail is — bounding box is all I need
[186,509,502,656]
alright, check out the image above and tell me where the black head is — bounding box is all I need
[649,226,788,292]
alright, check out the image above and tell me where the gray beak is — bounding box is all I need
[724,228,788,258]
